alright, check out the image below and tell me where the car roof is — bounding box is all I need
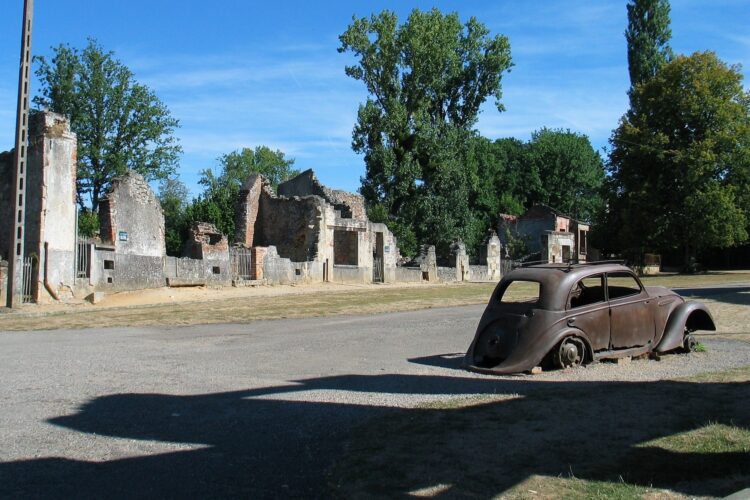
[497,262,637,310]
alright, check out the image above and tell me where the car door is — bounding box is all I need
[567,274,610,351]
[607,271,655,349]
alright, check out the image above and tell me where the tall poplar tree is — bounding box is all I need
[339,8,512,257]
[625,0,673,98]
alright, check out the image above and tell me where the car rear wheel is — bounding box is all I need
[553,337,586,369]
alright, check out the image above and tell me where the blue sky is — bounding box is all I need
[1,1,748,198]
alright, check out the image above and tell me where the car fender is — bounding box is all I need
[467,326,593,375]
[655,301,716,353]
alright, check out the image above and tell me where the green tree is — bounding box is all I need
[34,39,181,211]
[187,146,298,240]
[158,177,190,256]
[626,0,673,96]
[605,52,750,269]
[524,128,605,222]
[339,8,512,257]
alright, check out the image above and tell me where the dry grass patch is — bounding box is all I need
[330,366,750,499]
[3,270,748,332]
[0,283,496,331]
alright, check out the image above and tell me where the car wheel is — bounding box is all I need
[553,337,586,369]
[683,333,698,352]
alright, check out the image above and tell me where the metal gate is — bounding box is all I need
[76,237,91,278]
[22,254,38,304]
[230,247,253,281]
[373,257,384,283]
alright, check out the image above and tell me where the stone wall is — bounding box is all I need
[23,112,78,302]
[164,255,232,286]
[99,171,165,257]
[91,246,164,291]
[278,169,366,220]
[235,173,263,247]
[93,171,167,291]
[256,192,325,262]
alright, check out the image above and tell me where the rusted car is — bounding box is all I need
[464,262,716,374]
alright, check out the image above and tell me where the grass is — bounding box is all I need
[330,365,750,499]
[2,270,748,332]
[0,282,495,331]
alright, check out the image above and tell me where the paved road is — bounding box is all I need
[0,303,748,499]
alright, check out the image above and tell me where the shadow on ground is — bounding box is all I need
[676,286,750,306]
[1,368,748,498]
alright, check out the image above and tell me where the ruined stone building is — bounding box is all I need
[235,169,399,284]
[499,204,591,263]
[0,112,78,303]
[1,111,505,306]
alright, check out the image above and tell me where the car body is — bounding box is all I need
[464,262,716,375]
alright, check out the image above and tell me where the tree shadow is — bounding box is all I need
[0,373,748,498]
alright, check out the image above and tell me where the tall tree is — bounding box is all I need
[339,8,512,257]
[524,128,605,222]
[34,39,181,211]
[605,52,750,269]
[187,146,298,240]
[625,0,673,95]
[158,177,190,256]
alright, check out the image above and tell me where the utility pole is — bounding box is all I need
[7,0,34,308]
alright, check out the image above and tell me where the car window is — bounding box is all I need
[498,280,541,304]
[607,271,642,299]
[569,274,605,308]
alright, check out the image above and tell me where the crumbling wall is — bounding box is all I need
[99,171,165,256]
[542,231,576,264]
[164,255,231,286]
[20,112,78,302]
[259,246,320,285]
[451,240,470,281]
[278,169,366,220]
[96,171,166,290]
[235,173,263,247]
[481,230,502,280]
[255,189,325,262]
[179,222,230,284]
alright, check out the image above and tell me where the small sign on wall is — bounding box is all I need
[118,231,128,241]
[384,245,390,253]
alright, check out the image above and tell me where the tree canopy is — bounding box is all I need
[602,51,750,268]
[339,8,512,257]
[34,39,181,211]
[158,177,190,256]
[524,128,605,222]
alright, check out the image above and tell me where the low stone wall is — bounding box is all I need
[91,251,164,291]
[164,256,232,286]
[469,265,491,282]
[395,266,423,282]
[331,264,369,284]
[260,246,320,285]
[437,266,458,282]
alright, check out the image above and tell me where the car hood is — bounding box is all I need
[644,285,682,299]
